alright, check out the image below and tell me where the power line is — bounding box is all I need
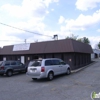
[0,22,52,38]
[0,40,24,42]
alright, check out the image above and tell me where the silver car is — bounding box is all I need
[26,58,71,81]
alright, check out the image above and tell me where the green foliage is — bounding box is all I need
[66,34,90,44]
[98,42,100,49]
[66,34,78,40]
[82,37,90,44]
[77,38,82,42]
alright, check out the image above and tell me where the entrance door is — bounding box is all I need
[21,56,25,64]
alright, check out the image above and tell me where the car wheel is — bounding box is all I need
[48,72,54,81]
[6,70,13,77]
[32,78,37,81]
[0,74,4,76]
[66,68,71,75]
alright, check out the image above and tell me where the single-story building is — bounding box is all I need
[91,49,100,59]
[0,39,93,70]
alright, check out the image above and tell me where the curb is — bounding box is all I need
[71,61,97,73]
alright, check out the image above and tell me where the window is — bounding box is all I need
[5,62,10,66]
[11,62,16,65]
[60,61,66,65]
[16,62,23,66]
[45,60,52,66]
[59,59,66,65]
[28,61,35,67]
[52,60,60,65]
[31,60,41,67]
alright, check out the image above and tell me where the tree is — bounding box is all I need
[66,35,90,44]
[98,42,100,49]
[77,38,82,42]
[82,37,90,44]
[66,34,78,40]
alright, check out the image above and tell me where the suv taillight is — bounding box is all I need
[41,67,45,72]
[0,66,4,70]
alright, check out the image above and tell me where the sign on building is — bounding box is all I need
[13,43,30,51]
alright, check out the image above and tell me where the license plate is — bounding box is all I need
[30,68,36,72]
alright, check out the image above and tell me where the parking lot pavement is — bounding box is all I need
[0,59,100,100]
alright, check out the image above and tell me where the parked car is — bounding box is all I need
[26,58,71,81]
[0,61,27,76]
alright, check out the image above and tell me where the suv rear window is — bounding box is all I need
[31,60,41,67]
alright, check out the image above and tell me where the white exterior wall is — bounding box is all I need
[21,56,25,64]
[91,49,100,59]
[3,57,6,61]
[91,53,95,59]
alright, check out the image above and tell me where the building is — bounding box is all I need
[0,39,93,70]
[91,49,100,59]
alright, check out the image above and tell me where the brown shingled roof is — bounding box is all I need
[0,39,93,55]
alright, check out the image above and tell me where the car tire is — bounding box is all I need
[66,68,71,75]
[0,74,4,76]
[6,70,13,77]
[32,78,37,81]
[48,72,54,81]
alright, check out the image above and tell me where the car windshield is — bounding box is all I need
[30,60,41,67]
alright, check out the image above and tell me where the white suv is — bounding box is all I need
[26,58,71,81]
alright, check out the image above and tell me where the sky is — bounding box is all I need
[0,0,100,48]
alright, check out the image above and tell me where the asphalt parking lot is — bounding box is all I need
[0,59,100,100]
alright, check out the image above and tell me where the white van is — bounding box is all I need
[26,58,71,81]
